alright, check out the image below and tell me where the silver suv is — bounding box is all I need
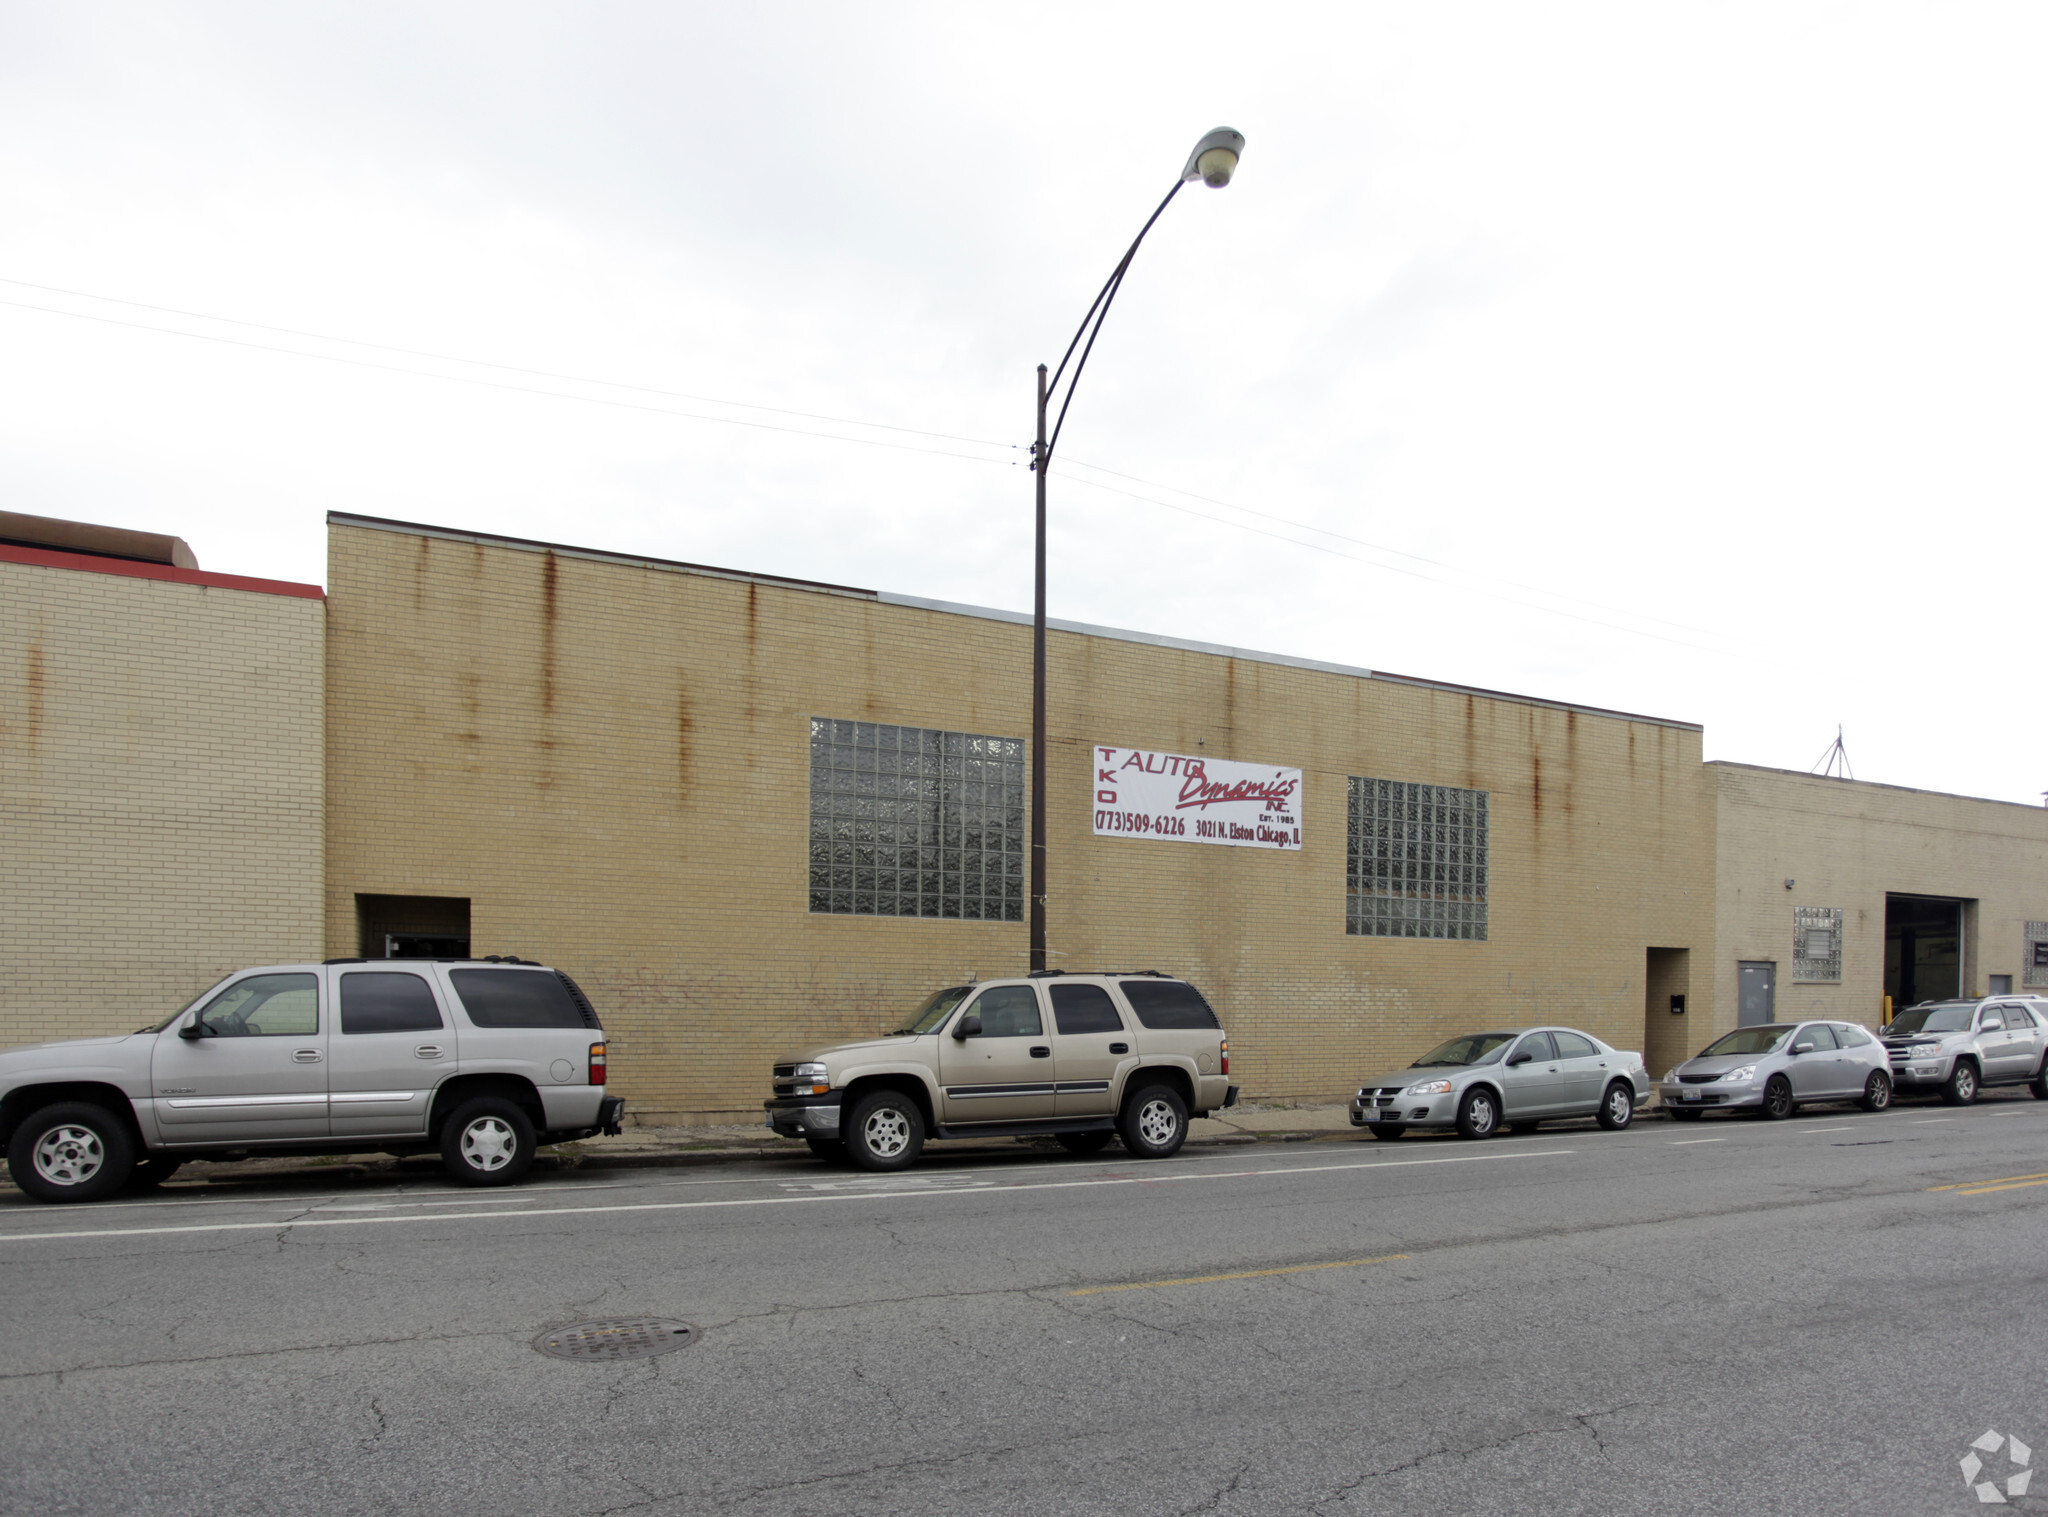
[763,972,1236,1170]
[1880,996,2048,1105]
[0,957,625,1203]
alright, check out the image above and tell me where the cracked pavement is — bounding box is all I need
[0,1093,2043,1515]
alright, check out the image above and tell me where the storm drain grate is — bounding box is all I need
[533,1318,698,1362]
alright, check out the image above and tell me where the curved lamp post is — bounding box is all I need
[1026,126,1246,972]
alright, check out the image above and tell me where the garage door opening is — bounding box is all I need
[356,894,471,960]
[1885,894,1963,1012]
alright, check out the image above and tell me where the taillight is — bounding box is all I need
[589,1042,607,1084]
[1220,1038,1229,1076]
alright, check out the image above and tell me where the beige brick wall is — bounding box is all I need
[326,519,1715,1122]
[1709,763,2048,1047]
[0,559,325,1042]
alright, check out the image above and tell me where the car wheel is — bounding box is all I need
[1858,1071,1892,1112]
[439,1096,537,1186]
[1456,1087,1499,1140]
[803,1136,847,1164]
[1366,1122,1406,1141]
[1055,1131,1114,1156]
[1509,1121,1539,1136]
[1761,1075,1795,1121]
[127,1157,185,1190]
[1668,1107,1704,1122]
[1941,1061,1978,1106]
[1596,1082,1635,1131]
[6,1102,136,1203]
[1118,1085,1189,1159]
[2031,1060,2048,1101]
[845,1090,924,1171]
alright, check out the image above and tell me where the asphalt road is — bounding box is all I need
[2,1093,2045,1517]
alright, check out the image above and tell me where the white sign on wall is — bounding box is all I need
[1091,745,1302,850]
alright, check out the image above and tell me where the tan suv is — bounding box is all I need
[764,972,1237,1170]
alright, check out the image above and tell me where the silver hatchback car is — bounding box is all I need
[1657,1021,1892,1121]
[1351,1027,1651,1140]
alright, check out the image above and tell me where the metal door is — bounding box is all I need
[1048,983,1127,1117]
[1499,1031,1566,1117]
[150,971,329,1143]
[1786,1023,1839,1097]
[2002,1006,2045,1083]
[327,968,456,1138]
[1548,1030,1607,1111]
[1976,1006,2022,1083]
[1738,962,1777,1026]
[937,984,1056,1123]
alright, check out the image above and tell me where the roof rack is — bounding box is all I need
[1027,968,1171,979]
[322,957,367,965]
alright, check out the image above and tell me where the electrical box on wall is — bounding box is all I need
[1669,994,1686,1016]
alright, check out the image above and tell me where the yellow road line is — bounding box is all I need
[1069,1253,1409,1296]
[1955,1179,2048,1197]
[1929,1171,2048,1192]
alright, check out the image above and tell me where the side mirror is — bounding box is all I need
[951,1014,981,1042]
[1506,1050,1532,1067]
[1791,1041,1814,1055]
[177,1019,207,1041]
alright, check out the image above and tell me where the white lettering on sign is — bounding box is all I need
[1091,746,1302,851]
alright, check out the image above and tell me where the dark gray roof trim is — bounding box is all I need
[328,512,1699,733]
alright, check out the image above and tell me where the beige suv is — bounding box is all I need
[764,972,1237,1170]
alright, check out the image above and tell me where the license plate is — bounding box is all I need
[1681,1089,1701,1102]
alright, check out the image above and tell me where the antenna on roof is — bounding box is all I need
[1811,725,1853,780]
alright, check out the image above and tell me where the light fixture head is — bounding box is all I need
[1182,127,1246,188]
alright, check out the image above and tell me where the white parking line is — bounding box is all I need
[1670,1138,1727,1145]
[0,1149,1577,1244]
[1799,1126,1855,1135]
[1911,1119,1954,1124]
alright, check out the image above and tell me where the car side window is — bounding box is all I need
[971,985,1043,1038]
[1513,1031,1556,1063]
[339,973,444,1035]
[1551,1031,1598,1059]
[1836,1025,1873,1047]
[1050,984,1123,1036]
[2005,1007,2037,1029]
[195,973,319,1037]
[1800,1024,1839,1050]
[1979,1008,2006,1032]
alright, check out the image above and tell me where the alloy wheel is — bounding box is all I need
[32,1125,104,1188]
[1137,1099,1178,1148]
[461,1117,517,1172]
[863,1106,911,1159]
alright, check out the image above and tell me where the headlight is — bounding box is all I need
[1719,1065,1758,1084]
[1912,1046,1944,1061]
[789,1061,831,1095]
[1405,1079,1454,1096]
[1663,1068,1680,1084]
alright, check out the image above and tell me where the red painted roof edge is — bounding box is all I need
[0,542,325,600]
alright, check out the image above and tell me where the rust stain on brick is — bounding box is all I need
[539,552,559,717]
[24,640,45,749]
[413,534,429,615]
[676,677,694,800]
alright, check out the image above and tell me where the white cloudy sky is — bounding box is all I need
[3,3,2044,804]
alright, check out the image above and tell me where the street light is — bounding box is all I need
[1026,126,1246,973]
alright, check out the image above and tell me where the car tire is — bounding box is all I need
[1668,1107,1704,1121]
[1509,1121,1539,1136]
[845,1090,924,1171]
[1761,1075,1795,1121]
[1118,1085,1189,1160]
[7,1102,136,1203]
[1367,1122,1406,1141]
[127,1157,185,1190]
[1455,1087,1499,1140]
[1941,1061,1978,1107]
[1055,1131,1114,1156]
[2031,1060,2048,1101]
[1596,1082,1634,1131]
[440,1096,537,1186]
[1858,1071,1892,1112]
[803,1136,847,1164]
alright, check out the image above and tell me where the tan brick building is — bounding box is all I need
[323,512,1715,1121]
[0,516,325,1042]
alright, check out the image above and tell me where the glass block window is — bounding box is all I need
[1346,777,1488,940]
[2026,921,2048,990]
[1793,905,1844,983]
[808,718,1026,921]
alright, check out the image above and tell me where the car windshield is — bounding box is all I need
[1887,1004,1975,1034]
[892,986,973,1035]
[137,976,234,1034]
[1700,1027,1793,1057]
[1411,1033,1515,1068]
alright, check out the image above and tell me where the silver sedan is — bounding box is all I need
[1657,1021,1892,1121]
[1350,1027,1652,1140]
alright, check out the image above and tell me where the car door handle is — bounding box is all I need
[1029,1045,1051,1059]
[293,1049,322,1064]
[1109,1043,1129,1055]
[414,1045,444,1059]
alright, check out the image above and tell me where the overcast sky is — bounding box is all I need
[3,3,2044,805]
